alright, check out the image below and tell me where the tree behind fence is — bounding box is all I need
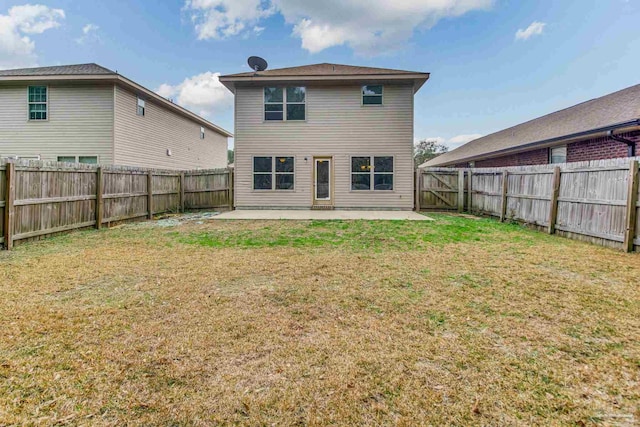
[1,160,233,249]
[417,157,640,252]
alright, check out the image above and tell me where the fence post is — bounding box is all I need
[457,170,465,213]
[95,167,103,229]
[467,170,473,213]
[179,173,185,213]
[415,169,421,212]
[228,168,234,211]
[147,170,153,220]
[500,170,509,222]
[623,160,639,252]
[3,162,15,250]
[548,166,561,234]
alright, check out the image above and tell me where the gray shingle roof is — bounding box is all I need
[0,63,115,77]
[222,63,427,78]
[424,83,640,167]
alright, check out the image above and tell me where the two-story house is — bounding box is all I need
[0,64,232,169]
[220,63,429,210]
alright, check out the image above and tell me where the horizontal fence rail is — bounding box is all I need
[418,157,640,252]
[1,160,233,249]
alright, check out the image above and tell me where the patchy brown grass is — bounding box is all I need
[0,214,638,426]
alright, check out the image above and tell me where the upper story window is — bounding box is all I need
[362,85,383,105]
[264,87,306,121]
[137,97,145,116]
[28,86,48,120]
[550,146,567,164]
[200,126,205,139]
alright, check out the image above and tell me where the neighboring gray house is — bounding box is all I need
[0,64,232,169]
[219,63,429,209]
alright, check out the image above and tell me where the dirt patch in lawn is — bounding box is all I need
[0,214,638,426]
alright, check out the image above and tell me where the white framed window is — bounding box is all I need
[549,146,567,164]
[253,156,295,190]
[264,87,306,121]
[362,85,383,105]
[200,126,205,139]
[351,156,394,191]
[57,156,98,164]
[28,86,48,120]
[137,97,145,116]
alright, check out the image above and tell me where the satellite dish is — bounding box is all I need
[248,56,268,72]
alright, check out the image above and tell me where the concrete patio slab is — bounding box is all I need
[214,210,433,221]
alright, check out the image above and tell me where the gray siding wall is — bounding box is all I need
[234,84,415,209]
[113,85,227,170]
[0,83,114,162]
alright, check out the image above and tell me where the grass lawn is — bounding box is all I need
[0,214,638,426]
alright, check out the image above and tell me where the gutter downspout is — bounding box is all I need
[608,130,637,157]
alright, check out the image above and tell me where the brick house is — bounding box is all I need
[422,83,640,168]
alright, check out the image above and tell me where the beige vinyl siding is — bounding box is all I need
[113,85,227,170]
[0,83,114,162]
[234,84,414,209]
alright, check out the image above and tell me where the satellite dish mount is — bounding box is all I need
[248,56,268,74]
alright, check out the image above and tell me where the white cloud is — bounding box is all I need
[184,0,494,55]
[515,21,545,41]
[184,0,274,40]
[416,134,483,150]
[76,23,100,45]
[156,71,234,118]
[0,4,65,69]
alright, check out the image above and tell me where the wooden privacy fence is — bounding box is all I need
[418,157,640,252]
[1,160,234,250]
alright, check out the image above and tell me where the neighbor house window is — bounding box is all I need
[264,87,306,121]
[28,86,48,120]
[79,156,98,164]
[351,156,393,190]
[550,146,567,164]
[137,97,145,116]
[57,156,98,164]
[362,85,383,105]
[200,126,205,139]
[253,156,294,190]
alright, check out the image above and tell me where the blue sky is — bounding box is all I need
[1,0,639,150]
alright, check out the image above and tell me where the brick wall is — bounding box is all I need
[449,131,640,168]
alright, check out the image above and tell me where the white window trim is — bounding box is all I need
[361,85,384,106]
[263,87,306,122]
[252,155,295,191]
[549,145,567,164]
[350,155,395,192]
[200,126,205,139]
[27,85,49,122]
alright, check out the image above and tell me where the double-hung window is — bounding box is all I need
[549,146,567,164]
[264,87,306,121]
[200,127,205,139]
[362,85,383,105]
[137,97,145,116]
[253,156,295,190]
[351,156,394,191]
[28,86,48,120]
